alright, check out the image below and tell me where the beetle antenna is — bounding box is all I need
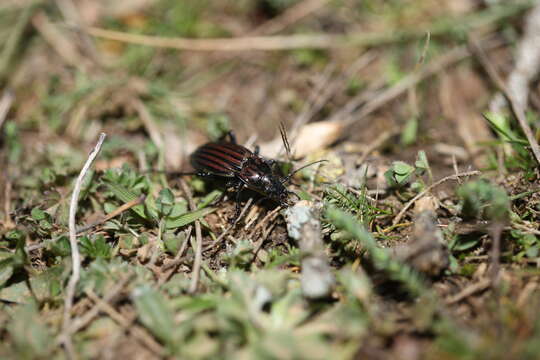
[282,160,327,184]
[143,170,198,176]
[279,122,292,162]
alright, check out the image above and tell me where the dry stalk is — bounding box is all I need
[179,179,203,294]
[60,133,106,360]
[85,289,164,356]
[392,170,480,226]
[326,38,504,128]
[0,90,14,228]
[32,11,87,71]
[204,198,253,255]
[445,278,491,305]
[68,272,133,334]
[0,90,14,130]
[158,226,193,286]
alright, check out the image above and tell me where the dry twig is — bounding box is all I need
[60,133,106,359]
[85,289,164,356]
[392,170,480,226]
[204,198,253,255]
[445,278,491,305]
[68,272,132,334]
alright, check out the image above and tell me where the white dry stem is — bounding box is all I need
[285,201,334,299]
[492,3,540,111]
[61,133,106,359]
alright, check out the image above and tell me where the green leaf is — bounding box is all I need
[415,150,429,175]
[0,256,15,287]
[5,229,23,243]
[163,231,186,255]
[80,235,113,259]
[0,266,64,303]
[156,188,175,217]
[401,117,418,146]
[31,207,46,221]
[385,161,415,188]
[165,207,215,230]
[105,181,152,220]
[452,236,480,252]
[7,303,53,358]
[197,189,222,209]
[49,235,71,257]
[206,113,230,140]
[132,285,176,345]
[483,112,527,145]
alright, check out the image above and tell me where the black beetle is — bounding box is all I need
[190,130,324,220]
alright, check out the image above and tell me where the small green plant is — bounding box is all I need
[384,150,432,192]
[457,180,510,221]
[80,235,113,260]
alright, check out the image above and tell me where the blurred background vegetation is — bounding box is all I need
[1,0,540,359]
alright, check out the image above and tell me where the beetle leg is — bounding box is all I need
[231,184,246,223]
[288,190,301,200]
[226,131,237,144]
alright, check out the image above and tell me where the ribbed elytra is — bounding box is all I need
[191,141,250,176]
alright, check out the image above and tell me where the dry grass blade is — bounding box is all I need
[332,39,504,127]
[32,11,87,71]
[0,90,14,130]
[84,26,341,51]
[84,289,164,356]
[392,170,480,226]
[61,133,106,360]
[445,278,491,305]
[179,179,203,294]
[204,198,253,255]
[68,273,133,334]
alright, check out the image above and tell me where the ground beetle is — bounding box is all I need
[190,128,324,221]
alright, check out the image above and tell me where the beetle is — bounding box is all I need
[190,129,324,221]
